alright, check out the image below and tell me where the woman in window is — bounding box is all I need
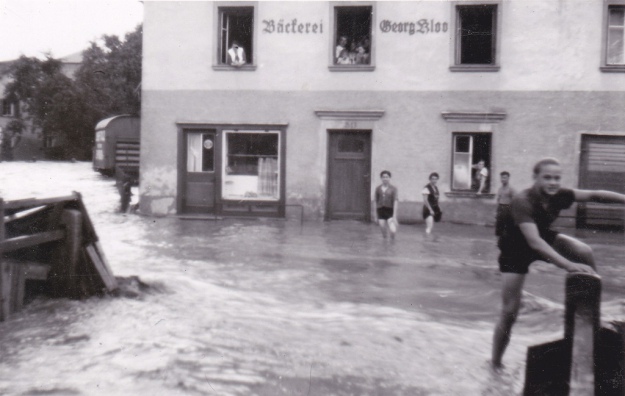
[422,172,442,234]
[374,170,399,239]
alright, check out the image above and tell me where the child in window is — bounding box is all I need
[336,48,352,65]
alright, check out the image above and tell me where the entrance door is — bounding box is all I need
[577,135,625,229]
[327,131,371,220]
[183,130,218,213]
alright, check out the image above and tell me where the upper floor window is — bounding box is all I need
[216,6,255,70]
[451,3,500,72]
[602,4,625,72]
[2,99,16,117]
[330,4,374,71]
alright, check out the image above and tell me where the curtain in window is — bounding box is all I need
[258,157,278,197]
[187,134,203,172]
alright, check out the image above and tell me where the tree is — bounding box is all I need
[75,24,142,120]
[1,24,142,161]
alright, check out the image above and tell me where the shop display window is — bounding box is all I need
[222,131,280,201]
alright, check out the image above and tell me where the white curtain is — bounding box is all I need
[257,157,278,197]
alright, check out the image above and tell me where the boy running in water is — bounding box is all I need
[491,158,625,369]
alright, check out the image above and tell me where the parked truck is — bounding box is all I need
[93,115,140,177]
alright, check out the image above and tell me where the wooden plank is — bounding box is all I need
[94,242,117,285]
[60,209,83,297]
[85,244,117,292]
[3,205,49,224]
[1,198,5,242]
[4,258,52,280]
[10,263,24,313]
[3,195,77,211]
[72,192,99,242]
[0,229,65,253]
[23,262,51,281]
[0,262,11,321]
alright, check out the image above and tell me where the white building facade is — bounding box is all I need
[140,0,625,227]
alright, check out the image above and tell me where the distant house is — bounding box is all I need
[0,51,83,161]
[140,1,625,228]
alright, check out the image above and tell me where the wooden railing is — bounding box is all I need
[1,192,117,322]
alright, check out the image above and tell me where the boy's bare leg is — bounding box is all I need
[425,216,433,234]
[388,219,397,238]
[377,219,388,238]
[552,234,596,270]
[492,273,526,368]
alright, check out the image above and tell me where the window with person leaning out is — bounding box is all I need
[472,159,489,194]
[227,41,247,67]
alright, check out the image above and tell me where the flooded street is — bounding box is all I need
[1,161,624,395]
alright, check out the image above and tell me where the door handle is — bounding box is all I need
[363,174,370,178]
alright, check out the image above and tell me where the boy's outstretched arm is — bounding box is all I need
[573,189,625,204]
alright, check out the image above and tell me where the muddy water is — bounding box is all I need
[0,162,624,395]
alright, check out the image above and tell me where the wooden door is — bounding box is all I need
[577,135,625,229]
[183,130,218,213]
[327,131,371,220]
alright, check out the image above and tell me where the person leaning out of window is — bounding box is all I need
[472,159,489,194]
[227,40,246,67]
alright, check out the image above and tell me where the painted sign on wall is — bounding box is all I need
[263,19,324,34]
[379,20,448,35]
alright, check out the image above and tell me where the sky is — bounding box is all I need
[0,0,144,62]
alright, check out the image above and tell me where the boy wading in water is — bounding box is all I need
[491,158,625,369]
[495,171,516,237]
[374,170,399,239]
[422,172,442,234]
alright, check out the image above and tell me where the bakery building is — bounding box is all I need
[140,0,625,228]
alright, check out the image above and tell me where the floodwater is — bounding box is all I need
[0,161,624,395]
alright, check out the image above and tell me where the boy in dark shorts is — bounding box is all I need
[491,158,625,369]
[374,170,399,239]
[495,171,516,237]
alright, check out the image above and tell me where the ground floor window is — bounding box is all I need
[451,133,492,192]
[223,130,280,201]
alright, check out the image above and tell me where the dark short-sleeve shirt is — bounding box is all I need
[500,187,575,253]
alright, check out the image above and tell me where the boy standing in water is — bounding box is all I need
[422,172,442,234]
[491,158,625,369]
[374,170,399,239]
[495,171,516,237]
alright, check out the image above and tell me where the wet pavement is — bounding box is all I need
[0,161,624,395]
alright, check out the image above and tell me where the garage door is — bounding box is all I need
[577,135,625,229]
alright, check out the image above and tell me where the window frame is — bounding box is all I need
[601,0,625,72]
[449,1,501,72]
[1,99,16,117]
[328,1,376,72]
[221,129,282,202]
[450,132,492,193]
[213,2,258,71]
[441,111,505,198]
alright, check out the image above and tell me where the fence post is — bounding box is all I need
[565,273,602,395]
[0,198,8,321]
[50,209,83,298]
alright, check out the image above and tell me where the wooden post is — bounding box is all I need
[564,273,602,395]
[0,198,10,321]
[50,209,83,298]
